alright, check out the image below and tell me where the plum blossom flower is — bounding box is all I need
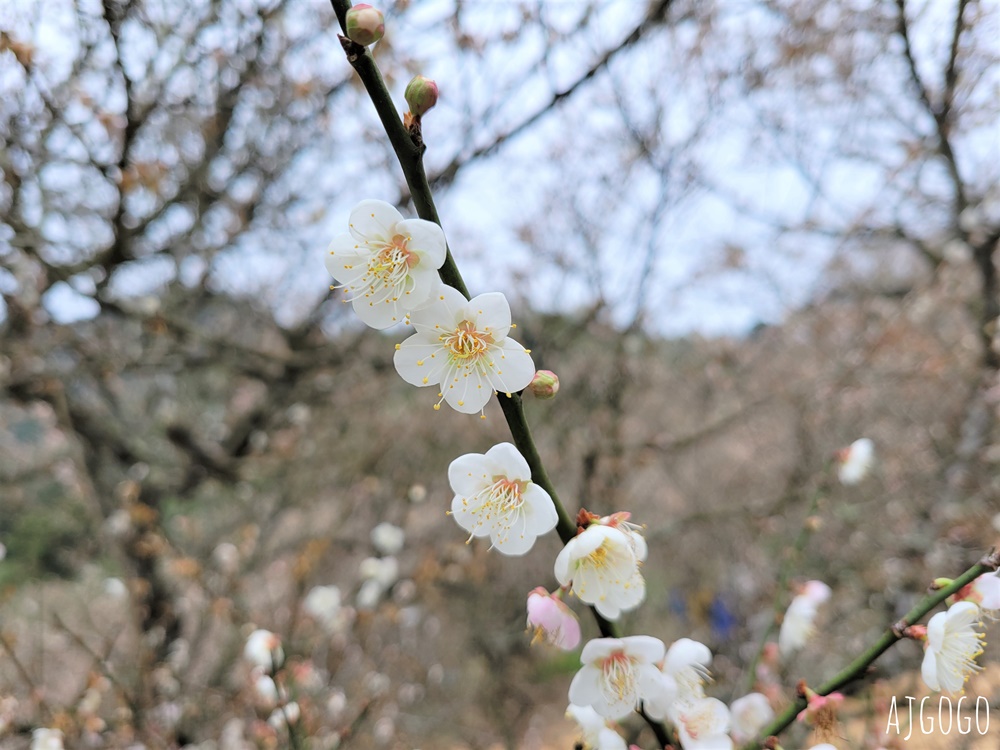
[267,701,300,730]
[527,587,581,650]
[674,696,733,750]
[326,200,446,329]
[837,438,874,485]
[663,637,713,703]
[633,667,678,722]
[565,704,627,750]
[569,636,666,720]
[797,689,844,733]
[950,573,1000,619]
[779,580,831,657]
[921,601,985,693]
[253,672,279,708]
[244,629,284,671]
[730,692,775,744]
[449,442,558,555]
[371,522,405,555]
[393,286,535,414]
[30,729,64,750]
[302,585,342,630]
[554,523,646,620]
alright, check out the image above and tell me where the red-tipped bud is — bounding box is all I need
[529,369,559,399]
[405,75,438,117]
[345,4,384,46]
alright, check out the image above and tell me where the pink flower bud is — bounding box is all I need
[405,75,438,117]
[526,587,580,650]
[529,369,559,399]
[345,4,384,46]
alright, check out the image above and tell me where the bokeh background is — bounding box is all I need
[1,0,999,748]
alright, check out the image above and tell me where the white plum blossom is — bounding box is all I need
[244,629,284,671]
[837,438,875,485]
[527,587,581,650]
[921,601,985,694]
[663,637,713,703]
[599,512,648,560]
[565,704,628,750]
[952,573,1000,619]
[634,667,678,722]
[674,696,733,750]
[302,585,343,630]
[253,672,279,708]
[554,523,646,620]
[357,578,384,610]
[326,199,446,329]
[730,692,775,744]
[449,442,558,555]
[371,522,405,555]
[212,542,240,574]
[568,636,665,720]
[779,580,832,657]
[359,556,399,588]
[267,701,301,730]
[30,729,64,750]
[393,286,535,414]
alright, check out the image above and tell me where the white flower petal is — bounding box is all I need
[448,453,491,496]
[522,484,558,532]
[484,442,532,481]
[352,293,405,329]
[348,199,403,242]
[485,337,536,395]
[393,334,448,387]
[442,369,493,413]
[568,664,605,706]
[469,291,512,339]
[394,218,447,267]
[926,610,947,652]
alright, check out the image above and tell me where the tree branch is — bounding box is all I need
[743,548,1000,749]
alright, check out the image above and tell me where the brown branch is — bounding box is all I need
[425,0,676,192]
[894,0,968,214]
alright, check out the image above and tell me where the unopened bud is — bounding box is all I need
[529,369,559,399]
[345,4,384,46]
[405,75,438,117]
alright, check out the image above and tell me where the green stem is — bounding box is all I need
[742,549,1000,750]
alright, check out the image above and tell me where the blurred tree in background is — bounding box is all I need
[0,0,997,748]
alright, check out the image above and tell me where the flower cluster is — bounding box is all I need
[327,200,536,415]
[566,634,777,750]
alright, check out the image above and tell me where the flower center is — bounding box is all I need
[587,542,609,568]
[490,477,524,511]
[600,652,637,703]
[366,234,415,288]
[442,320,494,362]
[681,706,712,739]
[458,477,527,544]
